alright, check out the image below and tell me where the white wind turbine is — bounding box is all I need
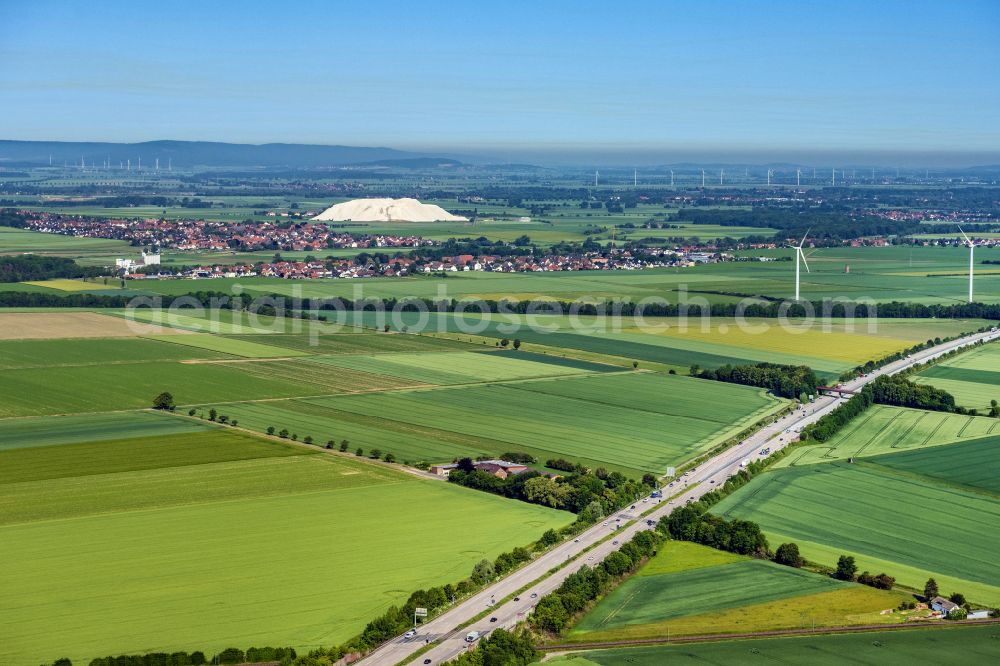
[794,228,811,301]
[959,227,975,303]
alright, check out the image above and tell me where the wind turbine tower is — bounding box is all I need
[767,169,772,186]
[832,168,836,186]
[719,169,724,185]
[634,169,637,187]
[796,169,801,187]
[594,170,599,187]
[701,169,705,187]
[670,169,674,186]
[960,227,975,303]
[794,229,811,301]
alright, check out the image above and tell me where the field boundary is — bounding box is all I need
[538,618,1000,651]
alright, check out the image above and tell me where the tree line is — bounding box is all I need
[0,255,104,283]
[447,458,656,518]
[693,362,820,399]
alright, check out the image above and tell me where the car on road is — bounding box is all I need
[612,540,619,545]
[465,631,480,643]
[513,596,520,601]
[490,616,498,622]
[530,592,538,598]
[404,629,416,639]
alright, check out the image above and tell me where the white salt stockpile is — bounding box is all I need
[312,198,468,222]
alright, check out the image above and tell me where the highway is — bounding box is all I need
[360,327,999,666]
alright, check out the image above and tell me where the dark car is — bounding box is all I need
[513,596,520,601]
[424,659,432,664]
[490,616,498,622]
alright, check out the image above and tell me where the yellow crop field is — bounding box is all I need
[641,322,909,364]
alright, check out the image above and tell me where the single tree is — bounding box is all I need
[355,447,364,456]
[278,428,289,438]
[924,577,939,600]
[383,452,396,463]
[187,408,196,416]
[230,420,238,427]
[208,408,217,421]
[834,554,857,581]
[774,542,804,568]
[632,361,639,369]
[949,592,967,606]
[500,338,510,348]
[513,338,521,350]
[267,426,275,436]
[326,439,335,449]
[303,435,313,445]
[369,448,382,459]
[152,392,175,411]
[339,441,349,452]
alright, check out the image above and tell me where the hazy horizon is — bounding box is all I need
[1,0,997,168]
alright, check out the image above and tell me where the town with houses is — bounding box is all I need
[11,209,998,283]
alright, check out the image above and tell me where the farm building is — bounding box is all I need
[475,460,529,479]
[428,460,530,479]
[930,596,960,616]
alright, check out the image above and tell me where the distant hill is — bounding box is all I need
[0,140,460,169]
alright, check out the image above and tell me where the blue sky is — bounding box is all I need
[1,0,998,164]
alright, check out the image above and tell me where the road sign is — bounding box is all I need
[414,607,428,617]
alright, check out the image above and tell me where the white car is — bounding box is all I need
[404,629,416,639]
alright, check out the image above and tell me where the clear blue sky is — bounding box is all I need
[1,0,998,164]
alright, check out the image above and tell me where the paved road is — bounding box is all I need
[361,328,999,666]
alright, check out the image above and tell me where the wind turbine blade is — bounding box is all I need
[798,227,811,248]
[799,248,811,273]
[958,226,971,244]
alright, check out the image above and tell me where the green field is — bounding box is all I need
[143,333,312,358]
[0,226,131,260]
[572,560,848,634]
[0,427,571,664]
[566,541,909,643]
[551,625,1000,665]
[308,350,605,384]
[0,411,218,451]
[248,373,783,475]
[713,457,1000,605]
[776,405,1000,467]
[913,342,1000,410]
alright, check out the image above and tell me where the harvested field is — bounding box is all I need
[0,311,190,339]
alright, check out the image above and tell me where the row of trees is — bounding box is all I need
[693,362,820,399]
[0,255,104,283]
[447,629,538,666]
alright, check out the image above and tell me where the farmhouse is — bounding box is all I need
[428,460,530,479]
[475,460,529,479]
[930,596,960,616]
